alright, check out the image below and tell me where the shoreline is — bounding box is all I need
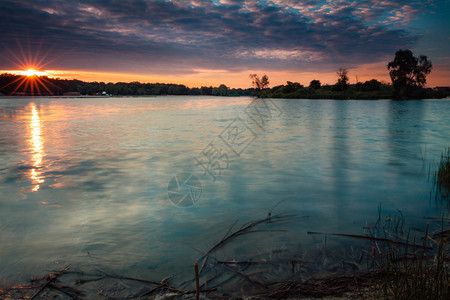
[1,211,448,299]
[1,94,449,100]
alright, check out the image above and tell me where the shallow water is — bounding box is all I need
[0,96,449,289]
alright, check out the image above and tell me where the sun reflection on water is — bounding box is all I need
[29,103,44,191]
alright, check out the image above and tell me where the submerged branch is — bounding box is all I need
[307,231,433,250]
[198,213,294,273]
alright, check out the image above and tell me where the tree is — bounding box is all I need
[309,79,321,89]
[249,74,269,90]
[284,81,303,93]
[333,68,349,91]
[387,49,432,97]
[201,86,213,95]
[359,79,381,92]
[213,84,228,96]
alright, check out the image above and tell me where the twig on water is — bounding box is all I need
[47,282,84,299]
[30,266,70,300]
[307,231,433,250]
[199,270,227,289]
[199,248,268,290]
[195,263,200,300]
[75,275,106,285]
[199,213,294,273]
[30,277,56,300]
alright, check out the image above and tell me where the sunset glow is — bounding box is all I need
[0,0,447,88]
[20,69,48,77]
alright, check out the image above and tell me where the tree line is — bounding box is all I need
[0,74,254,97]
[253,49,448,99]
[1,49,447,99]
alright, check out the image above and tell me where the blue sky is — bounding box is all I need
[0,0,448,87]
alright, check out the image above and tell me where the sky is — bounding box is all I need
[0,0,449,88]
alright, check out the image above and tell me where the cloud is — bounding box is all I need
[0,0,429,75]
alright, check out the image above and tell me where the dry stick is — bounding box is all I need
[183,288,217,295]
[268,197,294,217]
[207,272,240,290]
[194,263,200,300]
[139,283,183,298]
[140,285,164,298]
[101,273,161,285]
[221,219,239,241]
[217,261,261,265]
[199,219,266,274]
[307,231,433,250]
[1,285,41,291]
[94,272,190,296]
[199,270,227,289]
[75,275,106,285]
[30,267,70,300]
[199,214,291,274]
[193,245,267,290]
[201,249,268,290]
[217,259,309,266]
[30,275,57,300]
[200,259,256,290]
[222,263,268,289]
[48,283,83,299]
[140,284,216,298]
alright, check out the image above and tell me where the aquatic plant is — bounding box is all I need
[435,148,450,199]
[367,208,449,299]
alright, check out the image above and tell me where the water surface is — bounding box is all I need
[0,96,449,290]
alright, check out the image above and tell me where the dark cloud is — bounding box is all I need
[0,0,427,74]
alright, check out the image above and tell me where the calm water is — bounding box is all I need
[0,96,449,289]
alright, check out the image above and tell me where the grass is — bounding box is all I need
[367,208,449,299]
[434,148,450,200]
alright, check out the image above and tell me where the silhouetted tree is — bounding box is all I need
[333,68,349,91]
[0,73,255,96]
[309,80,321,89]
[213,84,228,96]
[283,81,303,93]
[387,49,432,98]
[358,79,381,92]
[201,86,213,95]
[249,74,269,90]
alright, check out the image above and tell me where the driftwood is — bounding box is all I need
[3,205,446,299]
[307,231,434,250]
[195,244,268,290]
[30,266,78,300]
[198,213,295,273]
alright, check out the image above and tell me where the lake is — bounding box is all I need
[0,96,449,295]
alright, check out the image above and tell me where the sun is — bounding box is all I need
[0,40,62,95]
[20,69,48,77]
[2,67,56,96]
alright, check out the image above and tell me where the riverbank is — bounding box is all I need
[257,83,449,100]
[2,73,449,100]
[1,211,448,299]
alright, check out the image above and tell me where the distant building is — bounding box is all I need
[434,86,450,92]
[63,92,81,96]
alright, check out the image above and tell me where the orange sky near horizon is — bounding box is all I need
[2,63,449,89]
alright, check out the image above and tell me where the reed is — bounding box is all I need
[434,148,450,200]
[369,209,449,299]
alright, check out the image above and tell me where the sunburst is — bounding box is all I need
[20,69,49,77]
[1,41,60,96]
